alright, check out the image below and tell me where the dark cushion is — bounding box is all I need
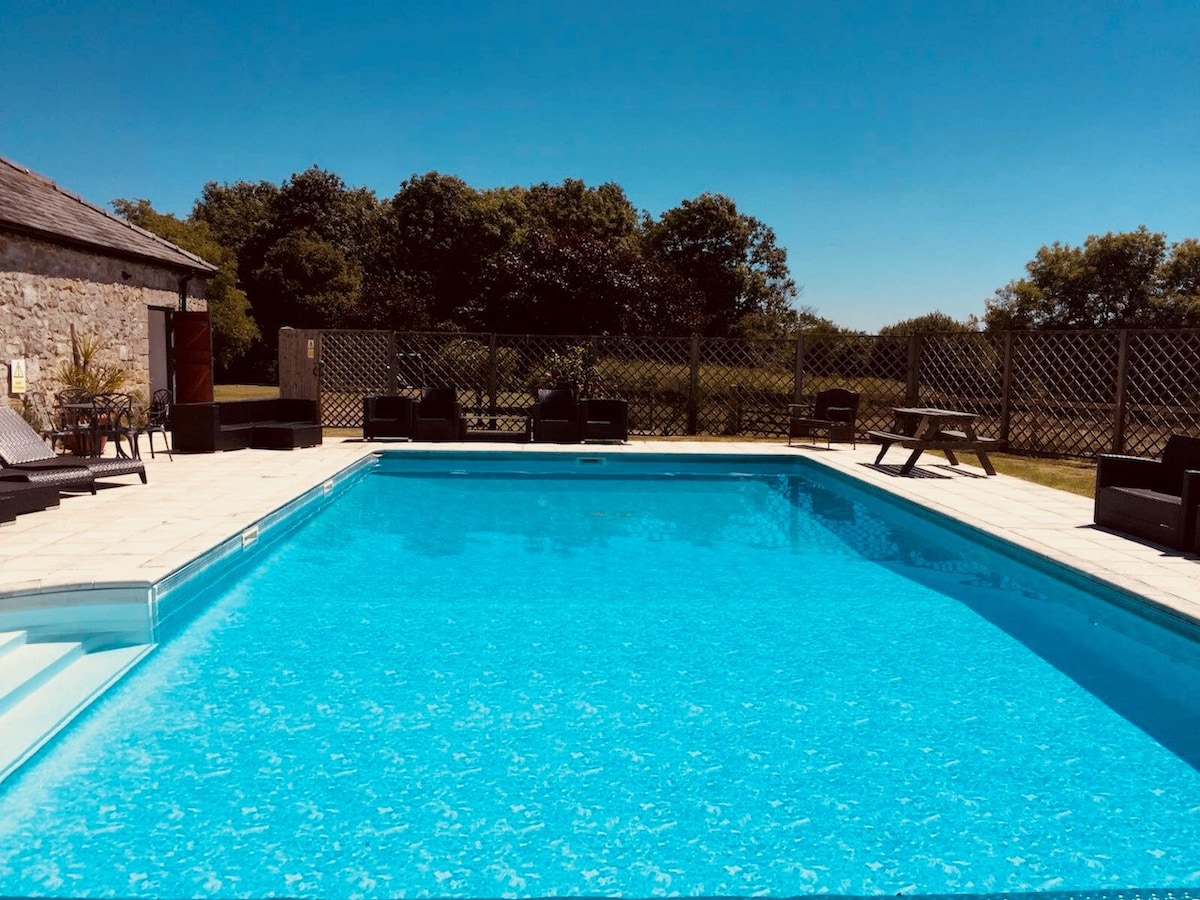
[537,389,577,420]
[1159,435,1200,493]
[417,389,459,420]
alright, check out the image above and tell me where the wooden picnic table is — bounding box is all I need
[868,407,999,476]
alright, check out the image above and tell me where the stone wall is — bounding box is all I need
[0,231,207,409]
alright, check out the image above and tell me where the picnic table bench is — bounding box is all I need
[868,407,1000,476]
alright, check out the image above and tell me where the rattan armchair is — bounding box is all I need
[532,389,580,443]
[1094,435,1200,551]
[579,398,628,443]
[363,395,416,440]
[788,388,860,447]
[413,388,466,441]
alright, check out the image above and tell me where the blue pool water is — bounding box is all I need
[2,452,1200,898]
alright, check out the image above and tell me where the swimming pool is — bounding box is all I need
[1,450,1199,897]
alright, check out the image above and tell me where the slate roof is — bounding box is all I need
[0,157,217,276]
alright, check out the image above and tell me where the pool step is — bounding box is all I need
[0,640,83,714]
[0,630,26,660]
[0,641,151,784]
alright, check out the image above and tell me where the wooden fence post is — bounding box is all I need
[793,335,806,402]
[487,333,499,415]
[687,335,701,435]
[387,330,398,394]
[1112,329,1130,454]
[999,331,1014,444]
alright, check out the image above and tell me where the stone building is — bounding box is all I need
[0,156,218,412]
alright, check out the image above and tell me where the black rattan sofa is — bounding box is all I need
[788,388,860,447]
[1094,435,1200,551]
[0,482,61,522]
[172,399,322,452]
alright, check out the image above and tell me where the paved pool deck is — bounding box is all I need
[1,438,1197,627]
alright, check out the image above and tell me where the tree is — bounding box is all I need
[733,306,845,340]
[475,230,701,335]
[646,193,798,337]
[111,199,259,377]
[983,227,1192,330]
[523,179,640,244]
[265,167,379,263]
[195,168,380,375]
[253,230,362,334]
[879,311,979,336]
[1154,238,1200,326]
[191,180,280,259]
[360,172,515,331]
[184,168,814,353]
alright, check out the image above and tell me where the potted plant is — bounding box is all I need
[540,344,600,396]
[53,329,127,455]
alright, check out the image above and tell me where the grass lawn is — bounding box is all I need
[986,452,1096,498]
[217,385,1098,498]
[213,384,279,402]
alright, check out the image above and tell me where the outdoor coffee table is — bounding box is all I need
[868,407,999,476]
[463,412,531,442]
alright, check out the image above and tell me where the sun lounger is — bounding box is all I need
[0,407,144,489]
[0,462,95,493]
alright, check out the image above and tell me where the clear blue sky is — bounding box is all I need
[3,0,1197,331]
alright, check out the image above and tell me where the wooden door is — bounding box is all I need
[173,311,214,403]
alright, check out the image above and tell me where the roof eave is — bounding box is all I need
[0,220,218,278]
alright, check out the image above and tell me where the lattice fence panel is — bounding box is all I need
[495,334,594,413]
[593,336,693,435]
[495,334,583,388]
[798,334,908,437]
[319,331,394,427]
[312,328,1200,452]
[697,338,795,436]
[389,332,500,426]
[1006,331,1120,456]
[1122,330,1200,456]
[917,334,1006,438]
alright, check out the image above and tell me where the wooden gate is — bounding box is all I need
[278,328,321,402]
